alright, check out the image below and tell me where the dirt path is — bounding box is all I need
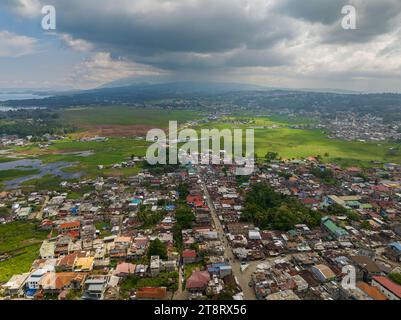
[35,195,49,220]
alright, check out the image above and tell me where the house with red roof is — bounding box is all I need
[59,221,81,233]
[182,249,197,264]
[136,287,167,300]
[186,271,210,294]
[115,262,136,277]
[186,195,204,208]
[371,276,401,300]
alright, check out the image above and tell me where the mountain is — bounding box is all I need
[97,81,270,92]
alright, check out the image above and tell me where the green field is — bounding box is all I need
[0,222,48,283]
[1,112,400,192]
[254,128,401,165]
[0,106,202,189]
[14,137,149,178]
[60,106,202,127]
[0,169,40,182]
[198,117,401,167]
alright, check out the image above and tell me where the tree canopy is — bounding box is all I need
[148,238,167,260]
[241,183,322,230]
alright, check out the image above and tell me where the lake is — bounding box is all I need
[0,93,49,102]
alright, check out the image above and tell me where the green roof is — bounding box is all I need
[323,218,348,237]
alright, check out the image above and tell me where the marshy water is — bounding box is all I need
[0,158,84,190]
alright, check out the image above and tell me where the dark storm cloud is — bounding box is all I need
[2,0,401,91]
[4,0,401,66]
[275,0,349,25]
[2,0,298,70]
[277,0,401,44]
[323,1,401,44]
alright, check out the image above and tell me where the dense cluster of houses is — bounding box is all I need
[0,155,401,300]
[319,113,401,142]
[198,157,401,300]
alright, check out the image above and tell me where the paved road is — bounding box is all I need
[199,176,257,300]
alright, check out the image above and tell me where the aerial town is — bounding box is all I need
[2,0,401,312]
[1,148,400,301]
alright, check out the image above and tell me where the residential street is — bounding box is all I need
[199,175,257,300]
[173,264,187,300]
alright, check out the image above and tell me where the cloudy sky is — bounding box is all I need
[1,0,401,92]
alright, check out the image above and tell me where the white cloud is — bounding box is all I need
[7,0,42,17]
[67,52,169,89]
[0,30,38,57]
[2,0,401,91]
[60,34,94,52]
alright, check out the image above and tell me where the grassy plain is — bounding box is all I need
[0,169,40,182]
[198,116,401,167]
[60,106,201,127]
[1,111,400,191]
[0,222,48,283]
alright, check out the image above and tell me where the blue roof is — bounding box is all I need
[25,288,37,297]
[212,263,227,268]
[220,265,232,270]
[389,242,401,252]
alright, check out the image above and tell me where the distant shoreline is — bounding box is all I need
[0,93,49,102]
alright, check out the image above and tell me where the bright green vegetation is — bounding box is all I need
[184,262,204,280]
[0,244,42,283]
[0,157,19,163]
[267,114,316,125]
[66,185,93,200]
[241,183,322,230]
[137,210,164,229]
[21,174,69,191]
[3,106,202,186]
[172,205,195,251]
[120,272,179,298]
[147,239,168,260]
[325,204,360,222]
[0,169,40,183]
[15,137,149,178]
[197,117,401,167]
[95,221,112,237]
[60,106,202,127]
[0,222,48,283]
[254,128,401,165]
[389,272,401,285]
[0,207,10,217]
[230,115,315,126]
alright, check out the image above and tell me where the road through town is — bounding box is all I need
[199,176,257,300]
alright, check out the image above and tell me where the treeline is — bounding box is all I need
[241,183,322,230]
[4,87,401,123]
[0,109,76,137]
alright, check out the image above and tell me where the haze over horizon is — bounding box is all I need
[1,0,401,92]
